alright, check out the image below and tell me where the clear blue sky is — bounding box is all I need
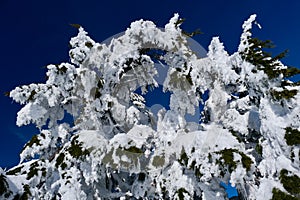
[1,0,300,168]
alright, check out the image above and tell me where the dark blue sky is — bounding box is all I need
[1,0,300,168]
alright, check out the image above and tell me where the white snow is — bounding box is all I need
[4,13,300,200]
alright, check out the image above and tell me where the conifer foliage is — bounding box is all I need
[3,14,300,199]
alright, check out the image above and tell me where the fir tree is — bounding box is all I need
[3,14,300,200]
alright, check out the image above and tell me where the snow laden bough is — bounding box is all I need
[4,14,300,199]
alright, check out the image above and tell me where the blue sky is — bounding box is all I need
[1,0,300,168]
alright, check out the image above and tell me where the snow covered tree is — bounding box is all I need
[3,14,300,200]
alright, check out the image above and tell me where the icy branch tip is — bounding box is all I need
[242,14,257,31]
[165,13,180,31]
